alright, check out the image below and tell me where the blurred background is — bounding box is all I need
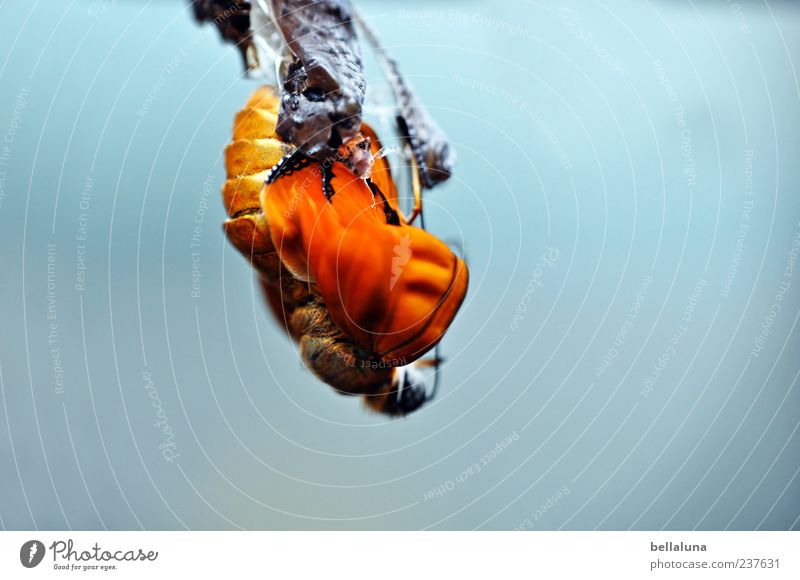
[0,0,798,530]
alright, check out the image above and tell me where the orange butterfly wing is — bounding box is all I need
[261,153,468,364]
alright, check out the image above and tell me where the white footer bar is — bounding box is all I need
[2,531,798,578]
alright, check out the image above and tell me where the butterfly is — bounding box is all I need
[222,87,468,415]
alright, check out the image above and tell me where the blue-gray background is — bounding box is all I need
[0,0,798,530]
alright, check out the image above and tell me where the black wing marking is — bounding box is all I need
[265,149,313,184]
[322,164,336,202]
[365,179,401,226]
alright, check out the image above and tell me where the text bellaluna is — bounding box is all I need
[651,541,707,552]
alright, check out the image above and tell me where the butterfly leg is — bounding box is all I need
[404,152,423,225]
